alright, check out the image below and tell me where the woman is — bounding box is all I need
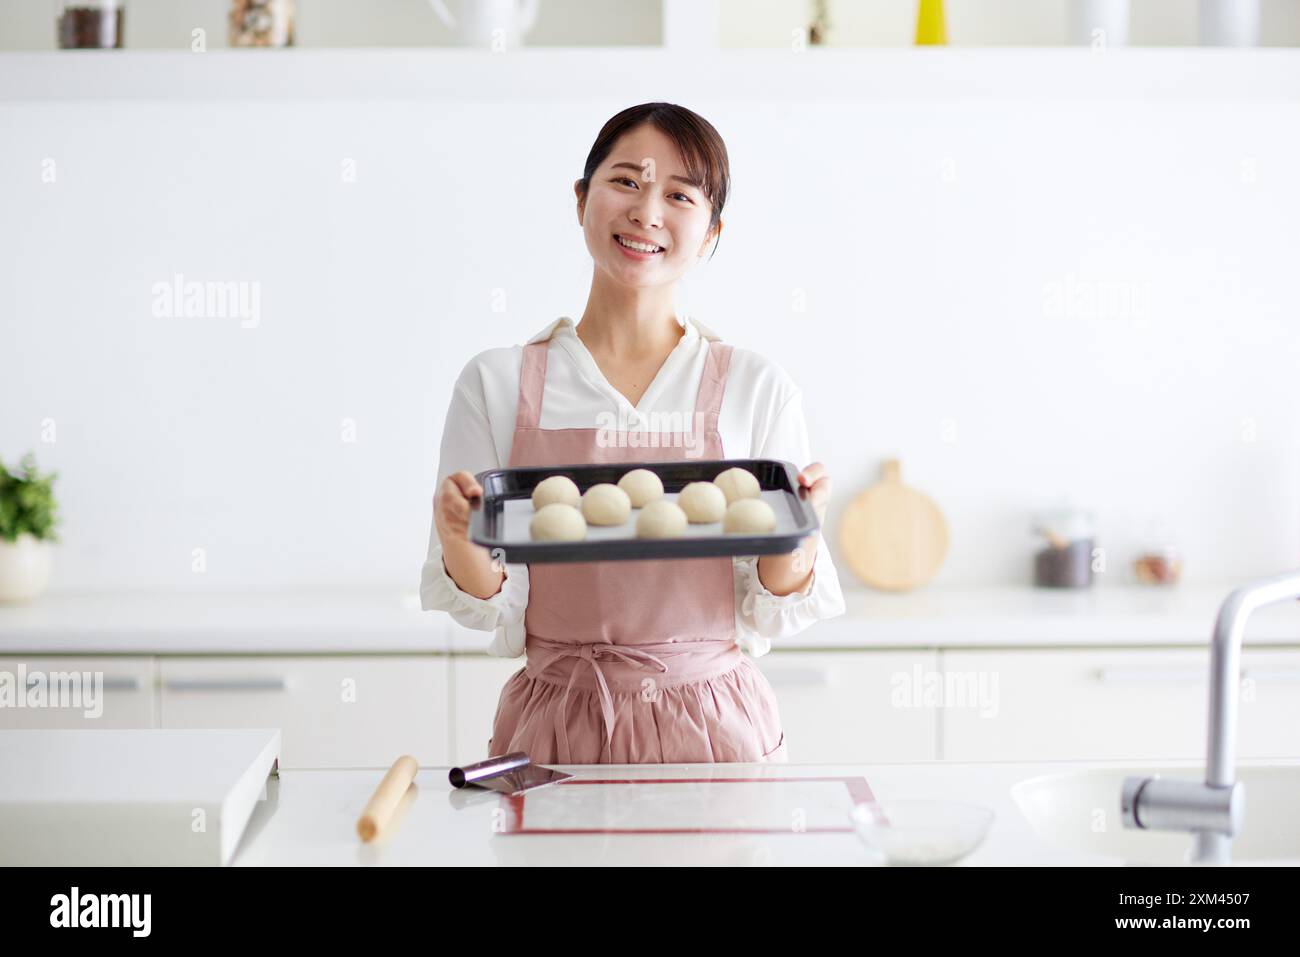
[421,102,846,764]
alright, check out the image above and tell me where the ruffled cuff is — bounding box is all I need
[733,534,846,657]
[420,542,528,656]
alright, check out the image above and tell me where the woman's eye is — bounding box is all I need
[612,177,693,203]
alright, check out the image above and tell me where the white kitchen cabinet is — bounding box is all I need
[8,639,1293,769]
[941,648,1300,762]
[158,656,450,768]
[756,650,940,763]
[0,656,155,729]
[450,653,526,764]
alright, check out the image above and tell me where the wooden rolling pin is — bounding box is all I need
[356,754,419,842]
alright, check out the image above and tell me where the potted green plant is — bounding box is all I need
[0,452,60,603]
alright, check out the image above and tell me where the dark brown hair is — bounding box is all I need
[577,102,731,261]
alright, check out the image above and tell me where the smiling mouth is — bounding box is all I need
[614,234,665,255]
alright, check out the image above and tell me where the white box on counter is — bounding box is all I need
[0,728,280,866]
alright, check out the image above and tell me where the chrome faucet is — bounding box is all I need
[1120,569,1300,864]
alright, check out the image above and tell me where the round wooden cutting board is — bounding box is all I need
[838,459,948,591]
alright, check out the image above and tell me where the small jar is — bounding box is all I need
[1032,507,1096,588]
[1134,547,1181,585]
[230,0,295,48]
[57,0,124,49]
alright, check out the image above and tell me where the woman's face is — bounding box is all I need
[576,124,720,289]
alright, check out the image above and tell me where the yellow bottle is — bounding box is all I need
[915,0,947,46]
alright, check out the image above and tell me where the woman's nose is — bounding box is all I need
[630,198,665,229]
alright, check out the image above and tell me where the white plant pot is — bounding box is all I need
[1067,0,1130,47]
[0,533,55,604]
[1199,0,1260,47]
[427,0,541,49]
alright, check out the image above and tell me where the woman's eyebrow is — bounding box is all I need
[609,161,703,190]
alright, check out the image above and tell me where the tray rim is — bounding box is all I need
[467,457,819,564]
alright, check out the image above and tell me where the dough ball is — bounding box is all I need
[532,475,580,510]
[677,481,727,523]
[617,468,664,507]
[636,500,688,539]
[530,503,587,541]
[714,466,761,504]
[723,498,777,534]
[581,483,631,526]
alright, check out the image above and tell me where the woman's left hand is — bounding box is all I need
[757,461,832,595]
[797,461,831,531]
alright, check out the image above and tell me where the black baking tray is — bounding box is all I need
[468,458,818,564]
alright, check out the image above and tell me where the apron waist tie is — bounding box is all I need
[525,634,740,764]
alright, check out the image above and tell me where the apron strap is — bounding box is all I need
[514,340,550,431]
[694,340,733,434]
[516,335,732,433]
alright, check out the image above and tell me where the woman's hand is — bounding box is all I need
[797,461,831,531]
[434,470,483,547]
[434,471,505,600]
[757,461,830,596]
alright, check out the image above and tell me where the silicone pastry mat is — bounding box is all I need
[497,776,875,835]
[497,488,802,541]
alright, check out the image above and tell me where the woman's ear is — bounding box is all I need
[573,180,586,225]
[698,218,723,257]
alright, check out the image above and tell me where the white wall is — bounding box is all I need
[1,50,1298,591]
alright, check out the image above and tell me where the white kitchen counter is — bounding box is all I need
[0,583,1297,655]
[229,757,1300,866]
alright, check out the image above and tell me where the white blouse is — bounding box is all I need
[419,314,847,658]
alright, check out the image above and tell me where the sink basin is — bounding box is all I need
[1011,762,1300,864]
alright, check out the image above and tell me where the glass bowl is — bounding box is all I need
[849,798,994,866]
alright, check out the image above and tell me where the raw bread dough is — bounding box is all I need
[636,500,689,539]
[532,475,580,510]
[617,468,664,507]
[581,483,631,526]
[530,503,587,541]
[677,481,727,523]
[723,498,776,534]
[714,466,761,504]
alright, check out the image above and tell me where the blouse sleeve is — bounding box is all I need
[732,388,847,658]
[419,375,529,658]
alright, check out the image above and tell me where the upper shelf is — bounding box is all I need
[1,47,1298,102]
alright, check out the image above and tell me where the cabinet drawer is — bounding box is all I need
[941,648,1300,762]
[0,656,155,729]
[158,656,449,768]
[755,650,939,763]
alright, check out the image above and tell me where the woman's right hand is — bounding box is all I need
[434,470,483,547]
[435,471,505,599]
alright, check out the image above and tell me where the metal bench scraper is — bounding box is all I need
[448,751,572,795]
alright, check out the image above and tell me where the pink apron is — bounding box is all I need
[487,334,788,764]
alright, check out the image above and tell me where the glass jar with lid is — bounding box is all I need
[230,0,295,47]
[1031,506,1097,588]
[1133,517,1182,585]
[57,1,124,49]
